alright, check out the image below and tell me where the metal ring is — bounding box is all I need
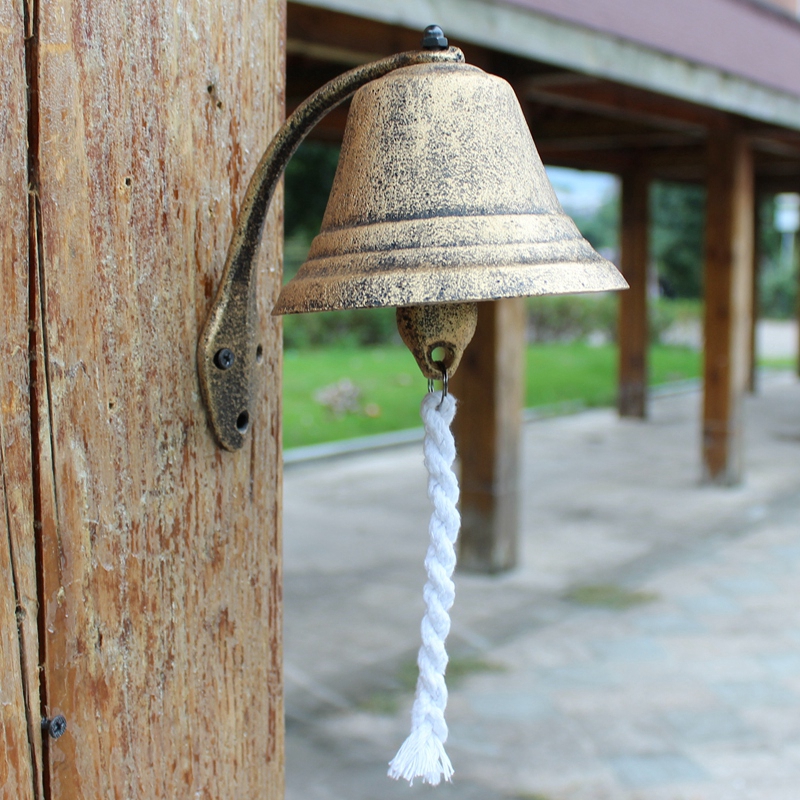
[442,369,449,398]
[428,378,435,394]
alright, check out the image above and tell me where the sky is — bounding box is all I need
[545,166,619,216]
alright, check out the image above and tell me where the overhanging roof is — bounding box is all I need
[292,0,800,130]
[504,0,800,99]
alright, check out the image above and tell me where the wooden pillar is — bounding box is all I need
[702,132,754,485]
[748,192,761,393]
[452,299,525,573]
[617,168,650,418]
[2,0,285,795]
[0,4,40,797]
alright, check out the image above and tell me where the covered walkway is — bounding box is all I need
[284,372,800,799]
[287,0,800,572]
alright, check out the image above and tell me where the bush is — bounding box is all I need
[281,295,699,350]
[283,306,400,349]
[525,294,700,346]
[760,256,797,319]
[651,182,706,299]
[526,294,619,343]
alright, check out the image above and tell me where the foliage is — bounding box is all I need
[283,306,399,349]
[570,190,620,256]
[649,185,797,317]
[284,141,340,240]
[283,140,340,280]
[760,257,797,319]
[758,195,797,319]
[526,294,618,343]
[650,181,706,299]
[525,294,700,346]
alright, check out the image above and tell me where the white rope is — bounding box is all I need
[388,390,460,786]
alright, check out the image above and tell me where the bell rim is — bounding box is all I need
[273,257,628,315]
[304,212,590,261]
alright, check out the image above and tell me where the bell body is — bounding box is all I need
[273,60,627,315]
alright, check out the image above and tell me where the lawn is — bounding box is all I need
[283,342,702,449]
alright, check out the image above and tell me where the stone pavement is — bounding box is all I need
[283,372,800,800]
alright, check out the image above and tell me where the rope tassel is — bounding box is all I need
[389,391,460,786]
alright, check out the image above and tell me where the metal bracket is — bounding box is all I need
[197,45,464,450]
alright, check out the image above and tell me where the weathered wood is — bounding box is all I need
[702,132,754,484]
[287,2,495,70]
[518,74,727,133]
[617,168,650,418]
[0,1,40,796]
[29,0,285,795]
[452,299,525,573]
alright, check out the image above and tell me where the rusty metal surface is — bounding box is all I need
[274,60,627,317]
[396,303,479,379]
[198,46,465,450]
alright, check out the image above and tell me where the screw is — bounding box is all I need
[214,348,235,370]
[42,715,67,740]
[422,25,448,50]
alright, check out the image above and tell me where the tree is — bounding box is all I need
[650,181,706,298]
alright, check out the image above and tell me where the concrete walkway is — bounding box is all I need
[283,372,800,800]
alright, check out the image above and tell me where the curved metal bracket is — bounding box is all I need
[198,45,464,450]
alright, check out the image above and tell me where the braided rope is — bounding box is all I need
[388,391,460,786]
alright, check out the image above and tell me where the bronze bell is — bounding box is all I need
[199,33,627,449]
[273,59,627,378]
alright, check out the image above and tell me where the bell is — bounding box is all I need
[273,60,627,316]
[198,42,629,450]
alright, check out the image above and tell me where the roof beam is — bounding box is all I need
[518,74,726,133]
[290,0,800,130]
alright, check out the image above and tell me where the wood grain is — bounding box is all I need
[702,132,754,484]
[0,0,40,796]
[617,168,650,418]
[32,0,286,795]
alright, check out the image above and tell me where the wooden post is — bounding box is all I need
[2,0,286,795]
[0,4,41,797]
[452,299,525,573]
[702,132,754,485]
[617,168,650,418]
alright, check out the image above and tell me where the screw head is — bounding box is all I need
[214,348,235,370]
[42,715,67,740]
[422,25,448,50]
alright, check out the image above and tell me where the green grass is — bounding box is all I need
[283,342,703,450]
[524,342,701,409]
[510,794,557,800]
[283,347,423,449]
[360,655,503,715]
[761,357,796,370]
[565,583,659,610]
